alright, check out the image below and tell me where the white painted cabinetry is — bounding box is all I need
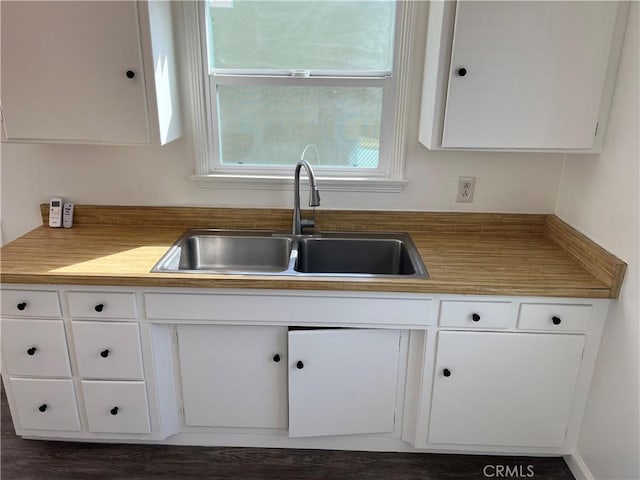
[177,325,288,429]
[419,1,629,151]
[0,285,610,456]
[0,1,180,145]
[0,287,176,440]
[428,331,584,447]
[288,329,401,438]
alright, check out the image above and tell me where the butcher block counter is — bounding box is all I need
[0,205,626,299]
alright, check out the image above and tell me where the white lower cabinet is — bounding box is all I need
[428,331,585,448]
[0,285,609,455]
[288,328,401,438]
[176,325,402,438]
[9,377,81,431]
[81,380,151,434]
[177,325,288,429]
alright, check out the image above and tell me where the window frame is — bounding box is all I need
[184,0,416,192]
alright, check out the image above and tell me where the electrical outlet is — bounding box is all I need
[456,176,476,203]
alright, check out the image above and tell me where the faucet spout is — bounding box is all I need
[293,159,321,235]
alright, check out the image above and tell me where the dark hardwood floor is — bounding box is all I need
[1,382,575,480]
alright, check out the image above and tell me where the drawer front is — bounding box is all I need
[439,301,511,328]
[67,292,137,319]
[518,304,592,332]
[72,321,144,379]
[82,380,151,434]
[9,377,81,431]
[1,319,71,377]
[1,290,61,318]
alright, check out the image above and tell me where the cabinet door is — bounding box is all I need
[288,329,400,438]
[177,325,288,429]
[442,1,618,149]
[1,1,150,143]
[428,331,584,447]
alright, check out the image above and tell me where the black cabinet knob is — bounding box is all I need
[17,302,27,311]
[273,354,281,363]
[126,70,135,79]
[100,349,110,358]
[457,67,467,77]
[94,304,104,312]
[110,407,119,415]
[38,404,47,412]
[443,368,451,377]
[552,316,562,325]
[27,347,37,356]
[296,361,304,370]
[471,313,481,322]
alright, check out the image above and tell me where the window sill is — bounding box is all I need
[190,174,408,193]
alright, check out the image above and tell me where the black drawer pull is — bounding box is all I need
[552,316,562,325]
[17,302,27,311]
[296,361,304,370]
[27,347,37,356]
[38,404,47,412]
[100,349,110,358]
[273,354,280,363]
[110,407,119,415]
[443,368,452,377]
[471,313,481,322]
[94,304,105,312]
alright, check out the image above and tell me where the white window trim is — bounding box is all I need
[183,1,416,193]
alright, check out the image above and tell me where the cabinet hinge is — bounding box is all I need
[594,123,600,136]
[581,347,585,360]
[175,331,179,344]
[179,405,185,415]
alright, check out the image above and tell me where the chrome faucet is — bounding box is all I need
[292,159,321,235]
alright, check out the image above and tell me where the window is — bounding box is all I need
[185,0,416,192]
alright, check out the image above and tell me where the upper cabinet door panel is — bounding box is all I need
[442,1,618,149]
[1,1,150,143]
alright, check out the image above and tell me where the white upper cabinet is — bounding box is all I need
[0,1,181,145]
[419,1,628,152]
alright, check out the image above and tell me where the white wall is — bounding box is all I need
[0,2,564,244]
[556,4,639,480]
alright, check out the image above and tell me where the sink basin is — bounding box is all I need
[151,230,292,274]
[294,235,423,276]
[151,229,428,278]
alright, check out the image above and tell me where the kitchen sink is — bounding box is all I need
[151,229,428,278]
[294,235,423,275]
[151,231,293,274]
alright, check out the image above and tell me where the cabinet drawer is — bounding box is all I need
[439,301,511,328]
[67,292,137,319]
[81,380,151,434]
[518,304,592,332]
[1,290,61,318]
[71,321,144,379]
[9,377,81,431]
[1,319,71,377]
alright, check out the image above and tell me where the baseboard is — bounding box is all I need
[564,453,595,480]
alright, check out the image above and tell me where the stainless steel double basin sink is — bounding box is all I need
[151,230,428,278]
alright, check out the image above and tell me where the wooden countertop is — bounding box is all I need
[0,206,626,299]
